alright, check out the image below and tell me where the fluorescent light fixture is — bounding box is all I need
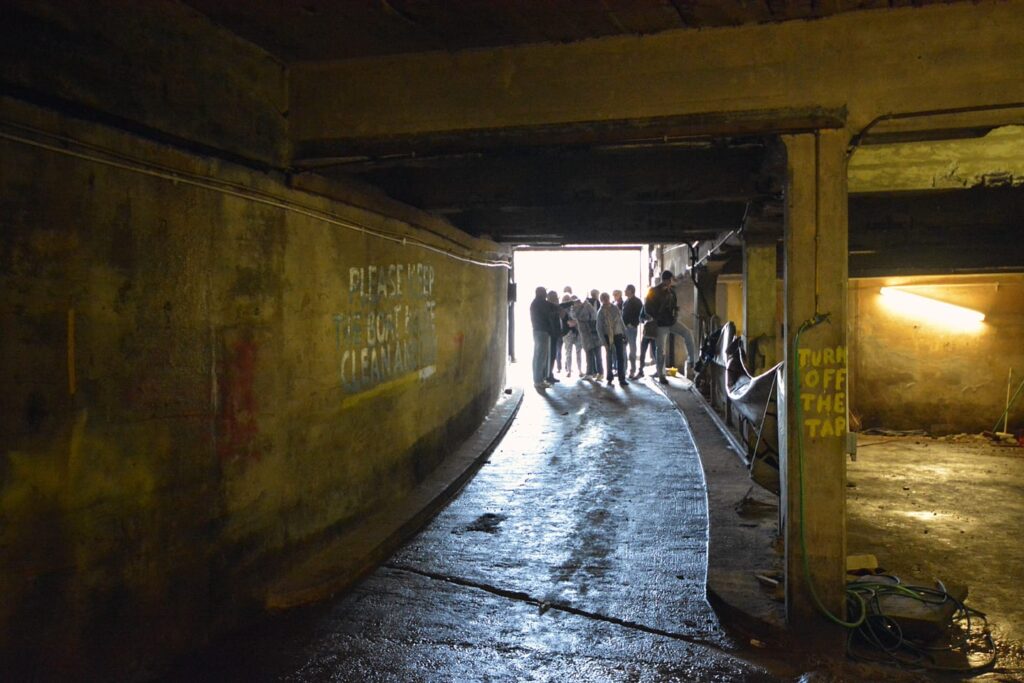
[879,287,985,330]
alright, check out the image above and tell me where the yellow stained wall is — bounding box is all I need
[718,278,745,337]
[849,275,1024,434]
[0,98,509,677]
[720,274,1024,434]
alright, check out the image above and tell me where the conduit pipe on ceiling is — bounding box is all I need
[848,101,1024,158]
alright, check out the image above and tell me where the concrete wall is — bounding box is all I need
[0,96,509,678]
[1,0,289,167]
[850,275,1024,434]
[712,272,1024,434]
[663,260,1024,432]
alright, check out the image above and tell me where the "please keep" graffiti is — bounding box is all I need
[333,262,437,393]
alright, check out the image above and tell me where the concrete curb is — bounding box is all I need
[653,378,789,644]
[265,387,524,610]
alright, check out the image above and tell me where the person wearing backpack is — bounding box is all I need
[644,270,698,384]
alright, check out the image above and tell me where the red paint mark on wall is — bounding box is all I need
[217,336,261,463]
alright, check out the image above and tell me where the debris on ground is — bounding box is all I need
[861,428,928,437]
[753,571,783,602]
[858,430,1023,453]
[845,554,879,574]
[979,430,1024,446]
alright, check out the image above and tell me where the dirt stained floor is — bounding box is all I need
[846,433,1024,679]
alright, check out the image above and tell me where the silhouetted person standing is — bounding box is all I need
[573,296,602,380]
[530,286,556,389]
[645,270,697,384]
[545,290,563,383]
[562,294,583,376]
[621,284,643,378]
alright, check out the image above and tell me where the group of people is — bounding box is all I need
[529,270,699,390]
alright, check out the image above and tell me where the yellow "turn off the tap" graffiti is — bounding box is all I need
[799,345,847,439]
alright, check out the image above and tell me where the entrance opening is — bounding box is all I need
[510,246,648,373]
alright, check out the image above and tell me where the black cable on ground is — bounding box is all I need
[844,576,996,673]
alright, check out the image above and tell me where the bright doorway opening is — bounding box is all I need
[510,246,648,366]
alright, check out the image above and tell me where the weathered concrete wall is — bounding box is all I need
[0,97,509,679]
[1,0,289,167]
[849,126,1024,194]
[714,273,1024,433]
[849,275,1024,434]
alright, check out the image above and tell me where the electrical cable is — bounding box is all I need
[847,101,1024,160]
[845,579,996,672]
[0,120,512,270]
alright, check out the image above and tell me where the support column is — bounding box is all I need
[691,250,724,356]
[743,237,778,374]
[779,131,849,633]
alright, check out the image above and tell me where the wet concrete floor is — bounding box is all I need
[846,434,1024,678]
[166,365,789,681]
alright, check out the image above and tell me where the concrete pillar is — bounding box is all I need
[743,238,778,373]
[779,131,849,633]
[692,259,723,348]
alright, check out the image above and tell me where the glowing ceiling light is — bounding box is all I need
[879,287,985,330]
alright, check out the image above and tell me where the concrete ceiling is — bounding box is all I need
[184,0,963,63]
[181,0,1022,274]
[849,125,1024,193]
[313,139,784,244]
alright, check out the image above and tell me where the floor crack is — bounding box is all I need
[384,562,729,654]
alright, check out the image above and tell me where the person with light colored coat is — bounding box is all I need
[597,292,629,387]
[562,295,583,376]
[572,297,602,380]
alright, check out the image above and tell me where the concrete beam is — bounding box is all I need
[449,201,746,243]
[849,125,1024,193]
[780,131,849,634]
[294,110,843,159]
[328,145,772,210]
[292,1,1024,151]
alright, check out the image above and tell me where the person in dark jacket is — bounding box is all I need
[637,313,658,376]
[530,286,557,388]
[644,270,698,384]
[545,290,563,383]
[621,284,643,378]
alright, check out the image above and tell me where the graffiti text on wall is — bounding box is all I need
[799,345,847,438]
[334,263,437,393]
